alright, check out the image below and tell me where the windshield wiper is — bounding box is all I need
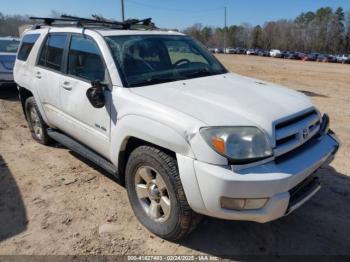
[129,68,220,87]
[130,75,185,87]
[183,68,214,79]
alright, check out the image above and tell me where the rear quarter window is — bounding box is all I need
[38,34,67,72]
[17,34,40,61]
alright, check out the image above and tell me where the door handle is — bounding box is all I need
[35,72,42,79]
[62,81,72,91]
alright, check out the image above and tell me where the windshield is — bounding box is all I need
[105,35,227,87]
[0,40,20,53]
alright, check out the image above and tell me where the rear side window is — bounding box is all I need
[38,34,67,72]
[17,34,40,61]
[67,35,105,82]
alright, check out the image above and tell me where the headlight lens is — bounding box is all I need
[200,126,273,163]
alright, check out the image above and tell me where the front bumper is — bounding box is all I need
[178,132,339,223]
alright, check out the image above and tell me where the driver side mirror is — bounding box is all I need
[86,81,107,108]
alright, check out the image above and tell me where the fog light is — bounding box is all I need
[220,198,245,210]
[244,198,269,209]
[220,197,268,210]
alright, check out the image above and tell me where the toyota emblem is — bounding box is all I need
[302,128,309,140]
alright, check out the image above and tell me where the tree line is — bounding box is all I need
[0,13,30,37]
[0,11,65,37]
[184,7,350,54]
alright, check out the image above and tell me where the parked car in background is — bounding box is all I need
[258,50,270,57]
[214,48,224,54]
[317,55,336,63]
[225,47,235,54]
[316,54,326,62]
[336,54,350,64]
[208,47,216,53]
[0,37,20,87]
[302,54,317,61]
[328,55,337,63]
[286,52,300,60]
[284,51,299,60]
[280,51,288,58]
[235,47,246,54]
[246,48,256,55]
[296,52,306,60]
[270,49,282,58]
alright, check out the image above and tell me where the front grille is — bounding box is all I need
[273,109,320,157]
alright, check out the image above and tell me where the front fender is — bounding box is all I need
[110,114,195,167]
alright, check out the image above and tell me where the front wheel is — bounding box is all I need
[125,146,202,240]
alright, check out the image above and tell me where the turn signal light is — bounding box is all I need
[211,137,225,154]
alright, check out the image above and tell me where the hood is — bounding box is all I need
[130,73,314,139]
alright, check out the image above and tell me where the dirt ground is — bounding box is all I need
[0,55,350,257]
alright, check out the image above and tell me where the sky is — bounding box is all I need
[2,0,350,29]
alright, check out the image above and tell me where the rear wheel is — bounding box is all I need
[125,145,202,240]
[25,97,51,145]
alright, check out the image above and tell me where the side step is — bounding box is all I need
[47,129,118,176]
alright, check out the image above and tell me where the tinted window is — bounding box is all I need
[17,34,40,61]
[38,34,67,71]
[67,36,105,82]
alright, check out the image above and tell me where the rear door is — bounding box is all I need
[58,34,111,157]
[33,33,68,127]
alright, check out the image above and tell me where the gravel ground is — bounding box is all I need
[0,55,349,256]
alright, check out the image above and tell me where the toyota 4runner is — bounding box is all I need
[14,16,340,240]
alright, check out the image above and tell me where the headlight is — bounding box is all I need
[200,126,273,164]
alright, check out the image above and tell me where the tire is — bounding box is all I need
[25,97,51,145]
[125,145,202,240]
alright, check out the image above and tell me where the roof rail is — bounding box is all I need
[29,15,157,30]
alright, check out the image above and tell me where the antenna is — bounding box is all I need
[121,0,125,22]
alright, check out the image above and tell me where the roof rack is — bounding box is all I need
[29,15,157,30]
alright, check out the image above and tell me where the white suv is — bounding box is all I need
[270,49,282,58]
[14,16,340,240]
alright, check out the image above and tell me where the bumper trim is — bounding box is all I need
[285,177,321,216]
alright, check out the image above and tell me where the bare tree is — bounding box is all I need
[183,6,349,54]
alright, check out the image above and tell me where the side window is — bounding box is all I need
[17,34,40,61]
[68,35,106,82]
[38,34,67,72]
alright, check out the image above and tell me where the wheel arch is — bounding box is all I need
[110,115,195,185]
[18,86,34,120]
[18,85,49,124]
[117,136,177,185]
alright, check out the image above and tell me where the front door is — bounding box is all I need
[58,34,111,157]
